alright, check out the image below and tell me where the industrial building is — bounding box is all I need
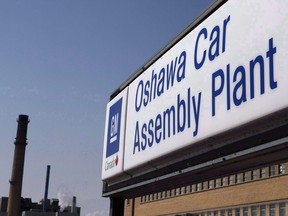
[101,0,288,215]
[3,115,81,216]
[0,197,80,216]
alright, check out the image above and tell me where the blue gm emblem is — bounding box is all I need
[106,98,123,158]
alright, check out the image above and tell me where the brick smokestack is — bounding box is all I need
[7,115,29,216]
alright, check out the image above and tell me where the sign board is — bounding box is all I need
[102,0,288,179]
[102,88,128,180]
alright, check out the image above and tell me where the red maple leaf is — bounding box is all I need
[115,155,119,166]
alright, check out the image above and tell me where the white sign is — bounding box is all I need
[123,0,288,171]
[102,88,128,180]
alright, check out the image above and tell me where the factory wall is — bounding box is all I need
[124,162,288,216]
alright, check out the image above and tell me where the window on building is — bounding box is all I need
[228,209,232,216]
[252,169,258,180]
[185,185,189,194]
[228,175,233,185]
[269,204,275,216]
[279,163,286,174]
[209,180,213,189]
[214,211,218,216]
[181,187,185,194]
[235,173,241,183]
[220,210,225,216]
[173,189,177,196]
[207,211,212,216]
[175,188,179,196]
[260,205,266,216]
[251,206,257,216]
[235,208,240,216]
[244,171,250,182]
[171,189,175,196]
[279,202,286,216]
[269,165,275,176]
[178,188,182,195]
[243,207,248,216]
[214,179,219,188]
[179,187,183,195]
[221,177,226,186]
[191,184,195,193]
[197,183,202,191]
[154,193,158,200]
[203,182,207,190]
[260,167,266,178]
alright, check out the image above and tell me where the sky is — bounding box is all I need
[0,1,213,216]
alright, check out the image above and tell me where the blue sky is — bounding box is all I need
[0,1,213,215]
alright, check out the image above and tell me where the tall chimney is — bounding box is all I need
[43,165,51,212]
[7,115,29,216]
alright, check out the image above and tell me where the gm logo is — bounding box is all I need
[106,98,123,158]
